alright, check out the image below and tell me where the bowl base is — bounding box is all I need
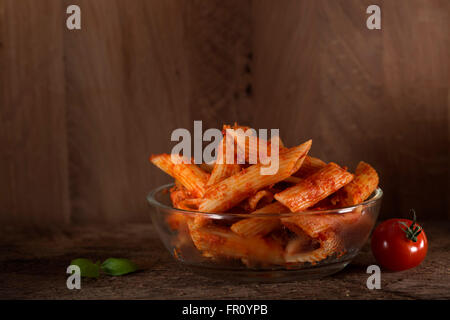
[183,260,351,283]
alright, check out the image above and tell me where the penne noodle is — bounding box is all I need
[168,186,196,230]
[284,230,341,264]
[176,198,202,211]
[282,214,333,239]
[166,212,189,231]
[170,185,190,209]
[244,190,274,212]
[206,136,241,186]
[285,231,317,255]
[282,208,363,263]
[274,162,354,212]
[150,154,209,197]
[250,201,289,214]
[310,197,335,210]
[231,201,288,237]
[152,123,382,267]
[230,214,281,238]
[172,228,194,255]
[199,140,312,213]
[284,176,302,184]
[208,163,241,186]
[170,184,203,210]
[188,221,285,265]
[332,161,379,207]
[294,156,327,178]
[174,179,184,189]
[282,207,363,238]
[225,125,285,165]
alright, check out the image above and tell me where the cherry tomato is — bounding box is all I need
[371,210,427,271]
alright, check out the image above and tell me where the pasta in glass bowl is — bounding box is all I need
[147,184,382,281]
[147,123,382,281]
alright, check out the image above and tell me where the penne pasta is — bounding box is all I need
[208,164,241,186]
[150,123,382,268]
[332,161,379,207]
[225,125,285,165]
[282,208,360,239]
[176,198,202,211]
[249,201,289,214]
[199,140,312,213]
[285,230,317,255]
[310,197,335,210]
[282,207,363,263]
[283,214,333,239]
[274,162,354,212]
[243,190,274,212]
[170,185,190,209]
[167,186,194,230]
[166,212,189,231]
[188,221,285,265]
[294,156,327,178]
[230,201,288,237]
[206,136,241,186]
[284,230,341,264]
[150,154,209,197]
[284,176,302,184]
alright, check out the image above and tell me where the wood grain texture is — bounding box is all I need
[253,0,321,146]
[253,0,449,219]
[64,0,252,223]
[0,221,448,299]
[253,0,384,158]
[0,0,70,225]
[253,0,384,207]
[0,1,448,225]
[186,0,252,129]
[63,0,191,223]
[381,0,449,219]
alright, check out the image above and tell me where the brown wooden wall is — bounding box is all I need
[0,0,448,226]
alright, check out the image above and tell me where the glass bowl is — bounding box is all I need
[147,183,382,282]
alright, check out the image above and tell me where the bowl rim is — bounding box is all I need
[146,183,383,218]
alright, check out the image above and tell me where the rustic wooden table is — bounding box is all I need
[0,221,448,300]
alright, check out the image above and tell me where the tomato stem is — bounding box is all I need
[398,209,422,242]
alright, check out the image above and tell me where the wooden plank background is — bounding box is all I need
[0,0,70,226]
[0,0,448,226]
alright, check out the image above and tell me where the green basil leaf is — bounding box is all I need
[101,258,138,276]
[70,258,100,278]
